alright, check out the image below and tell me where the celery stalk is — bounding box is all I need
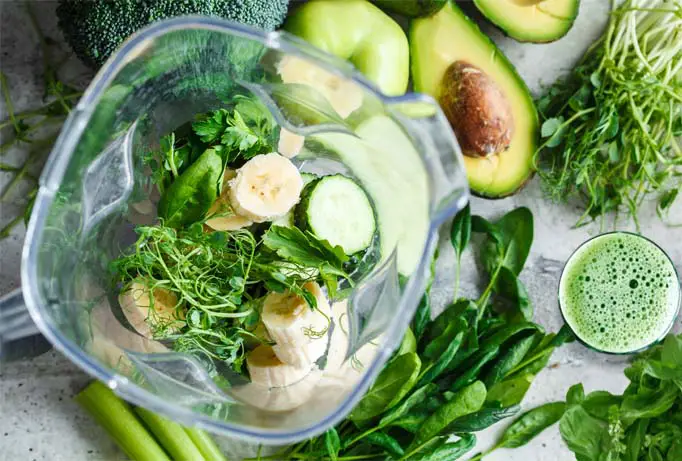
[75,381,170,461]
[134,407,206,461]
[185,427,229,461]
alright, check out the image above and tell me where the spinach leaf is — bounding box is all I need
[390,411,430,433]
[471,215,502,243]
[426,300,472,343]
[661,334,682,367]
[363,432,404,458]
[447,347,499,392]
[483,334,537,388]
[450,204,471,257]
[667,438,682,461]
[486,374,535,407]
[418,331,464,387]
[409,433,476,461]
[396,328,417,357]
[413,249,438,341]
[447,404,521,433]
[424,318,466,361]
[325,428,341,461]
[494,267,533,322]
[380,383,438,427]
[349,353,421,421]
[581,391,622,420]
[158,148,222,228]
[497,401,566,448]
[409,381,486,451]
[482,207,534,277]
[621,382,678,422]
[560,405,608,461]
[625,418,649,461]
[566,383,586,406]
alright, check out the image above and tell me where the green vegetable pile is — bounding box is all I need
[56,0,290,68]
[76,380,227,461]
[488,332,682,461]
[246,206,574,461]
[534,0,682,227]
[112,96,352,375]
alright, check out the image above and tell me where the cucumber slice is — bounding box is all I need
[272,173,318,227]
[296,175,376,254]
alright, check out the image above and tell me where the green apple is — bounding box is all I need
[284,0,409,96]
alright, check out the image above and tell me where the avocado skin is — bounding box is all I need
[410,2,539,199]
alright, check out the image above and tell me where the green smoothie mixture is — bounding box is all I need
[560,233,680,353]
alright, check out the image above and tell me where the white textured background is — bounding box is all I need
[1,1,680,460]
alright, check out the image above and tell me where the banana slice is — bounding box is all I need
[231,366,323,412]
[228,153,304,223]
[277,55,363,119]
[245,344,312,388]
[262,282,331,368]
[278,128,305,158]
[205,169,254,231]
[118,281,185,338]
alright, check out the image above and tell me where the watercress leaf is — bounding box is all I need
[409,381,486,452]
[349,353,421,421]
[396,328,417,357]
[450,204,471,258]
[608,141,620,164]
[494,267,533,322]
[157,148,222,228]
[658,189,679,214]
[620,381,678,422]
[483,334,537,388]
[409,433,476,461]
[625,418,649,461]
[324,428,341,461]
[447,404,521,433]
[498,401,566,448]
[590,71,602,88]
[582,391,622,420]
[417,331,464,387]
[560,405,609,461]
[486,374,535,407]
[380,383,438,427]
[362,432,405,459]
[541,117,563,138]
[566,383,585,406]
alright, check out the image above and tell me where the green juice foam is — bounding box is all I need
[559,233,680,353]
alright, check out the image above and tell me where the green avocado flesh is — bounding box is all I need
[474,0,579,43]
[410,3,538,198]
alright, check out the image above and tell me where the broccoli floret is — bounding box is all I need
[56,0,290,69]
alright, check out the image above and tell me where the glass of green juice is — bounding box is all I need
[559,232,681,354]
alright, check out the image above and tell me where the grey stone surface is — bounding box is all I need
[1,1,680,460]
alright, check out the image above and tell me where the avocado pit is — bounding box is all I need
[439,61,515,158]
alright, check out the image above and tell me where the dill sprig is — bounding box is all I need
[534,0,682,228]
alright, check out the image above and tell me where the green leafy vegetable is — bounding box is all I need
[533,0,682,226]
[497,402,567,448]
[451,204,471,298]
[157,148,223,228]
[349,353,421,421]
[447,404,521,433]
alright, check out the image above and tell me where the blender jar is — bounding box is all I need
[1,17,469,443]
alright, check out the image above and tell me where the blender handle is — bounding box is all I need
[0,289,51,362]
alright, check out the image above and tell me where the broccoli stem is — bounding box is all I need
[185,426,229,461]
[74,381,170,461]
[134,407,207,461]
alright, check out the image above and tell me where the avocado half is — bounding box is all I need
[410,3,538,198]
[474,0,579,43]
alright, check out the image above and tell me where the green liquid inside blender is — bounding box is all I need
[559,233,680,353]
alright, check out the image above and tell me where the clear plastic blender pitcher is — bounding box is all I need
[0,17,468,443]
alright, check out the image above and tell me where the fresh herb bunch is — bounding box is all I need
[534,0,682,227]
[249,207,574,461]
[489,332,682,461]
[0,6,83,238]
[112,223,349,374]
